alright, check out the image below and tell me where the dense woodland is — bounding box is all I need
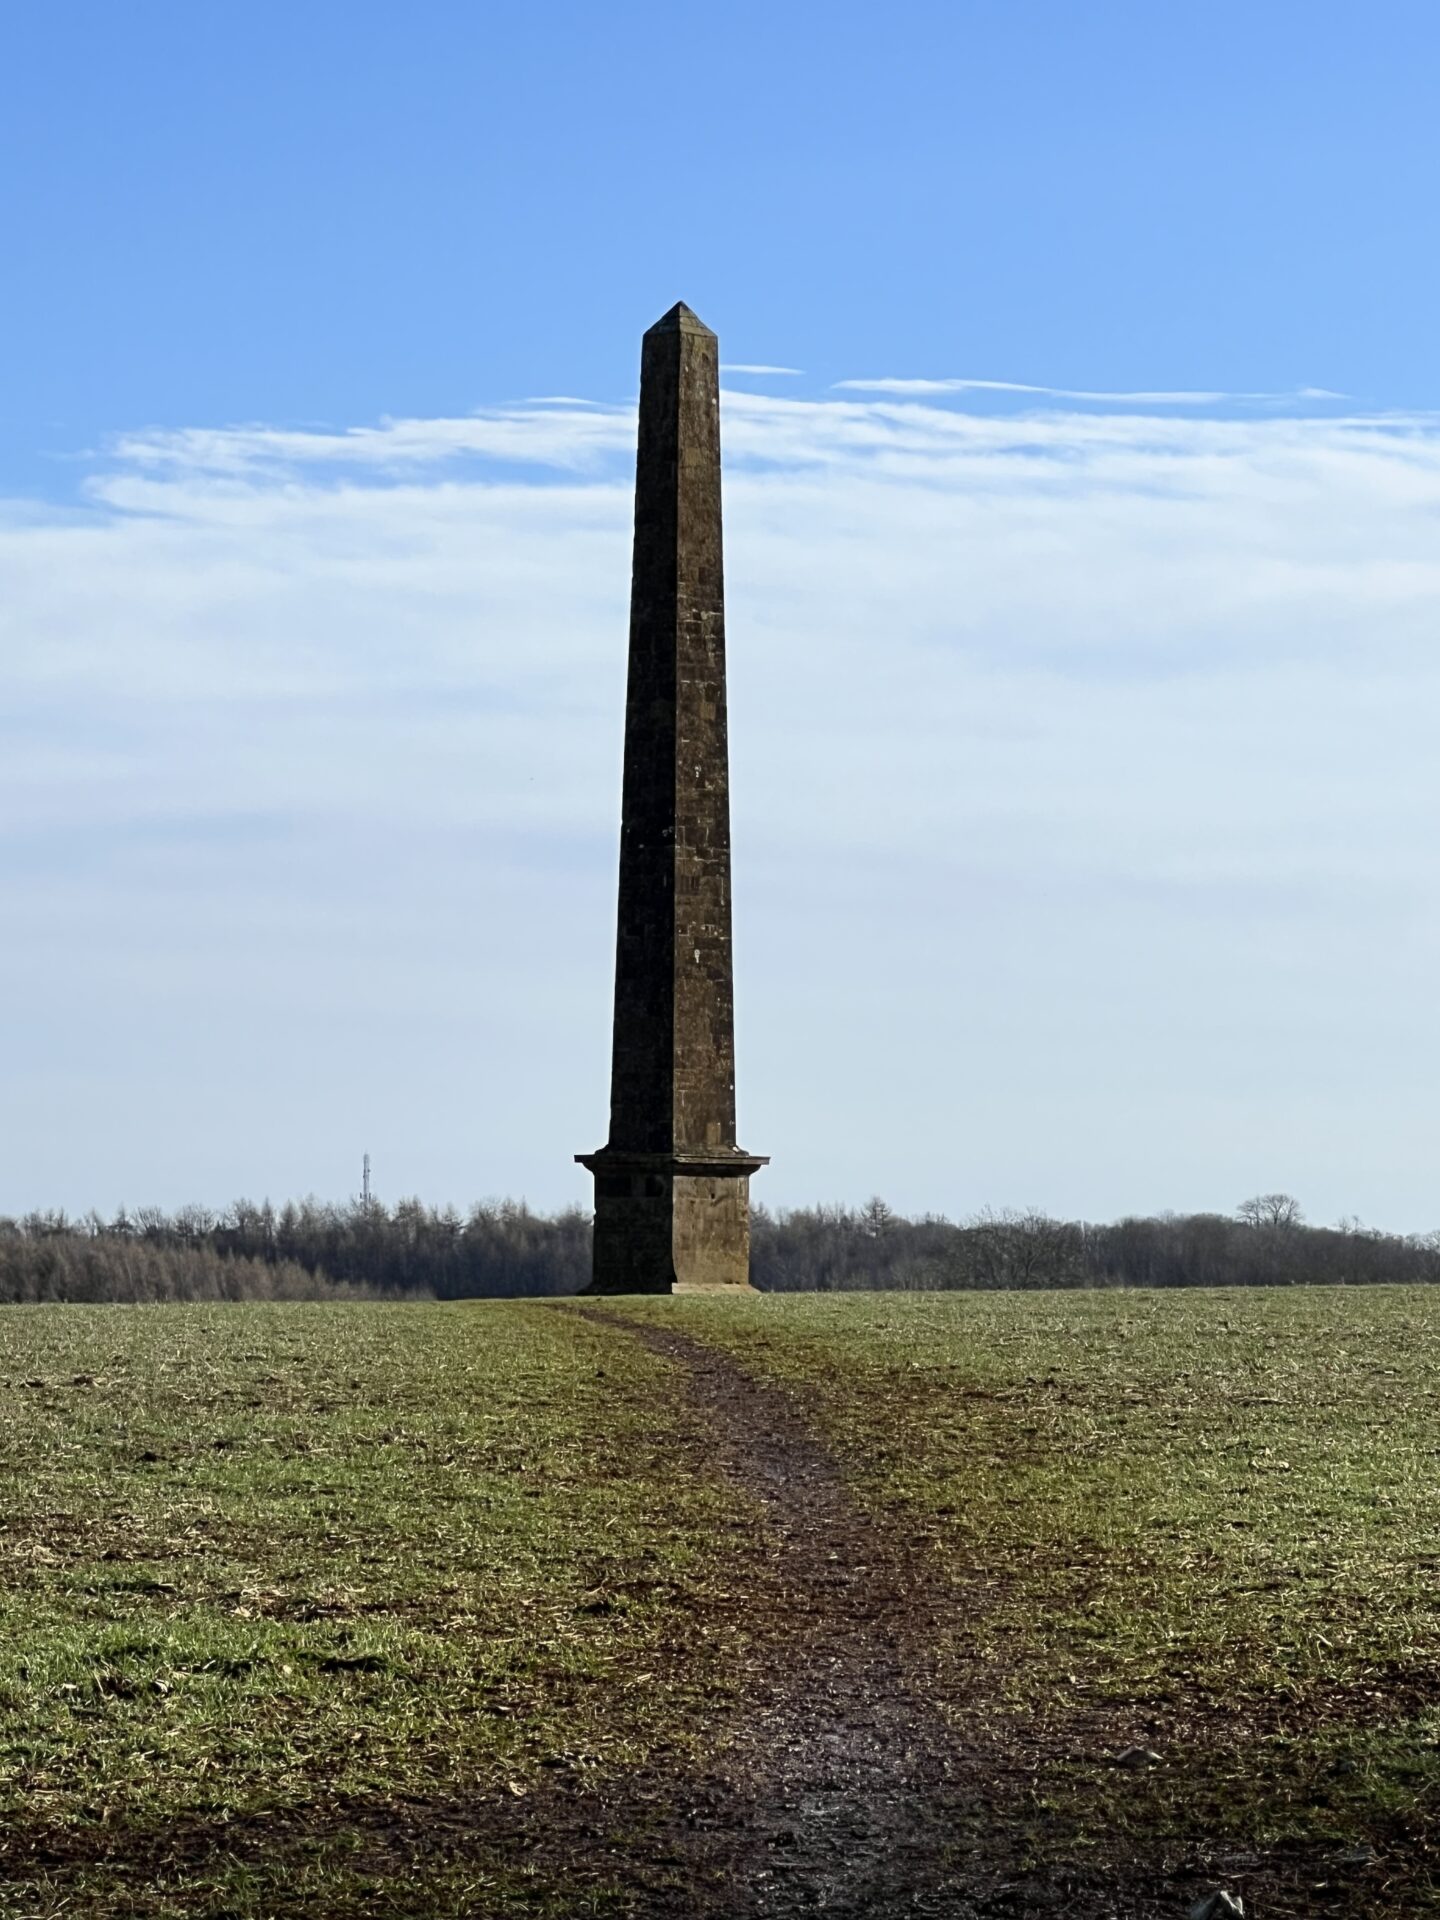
[2,1192,1439,1303]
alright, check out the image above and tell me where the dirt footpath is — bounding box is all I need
[562,1310,1207,1919]
[596,1314,966,1917]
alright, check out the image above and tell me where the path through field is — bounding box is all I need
[551,1309,1161,1920]
[581,1312,967,1916]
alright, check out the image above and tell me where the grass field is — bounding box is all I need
[1,1289,1437,1915]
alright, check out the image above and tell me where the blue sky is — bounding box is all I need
[6,3,1440,1229]
[8,0,1440,494]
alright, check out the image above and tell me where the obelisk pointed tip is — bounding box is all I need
[645,301,716,339]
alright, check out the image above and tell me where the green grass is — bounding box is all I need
[0,1302,758,1916]
[3,1289,1439,1914]
[610,1287,1440,1900]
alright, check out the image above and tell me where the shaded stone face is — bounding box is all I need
[577,304,766,1293]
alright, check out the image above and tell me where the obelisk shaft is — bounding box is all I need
[611,305,736,1155]
[577,303,766,1293]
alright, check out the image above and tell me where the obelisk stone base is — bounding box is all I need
[577,1152,764,1294]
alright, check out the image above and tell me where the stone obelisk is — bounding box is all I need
[577,303,766,1293]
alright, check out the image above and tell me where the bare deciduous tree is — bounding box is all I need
[1237,1193,1304,1230]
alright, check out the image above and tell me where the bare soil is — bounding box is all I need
[584,1313,968,1917]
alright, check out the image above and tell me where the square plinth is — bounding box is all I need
[576,1152,767,1295]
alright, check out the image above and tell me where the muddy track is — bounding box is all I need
[551,1316,1250,1920]
[580,1310,969,1917]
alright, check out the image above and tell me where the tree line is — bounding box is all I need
[755,1194,1440,1292]
[2,1191,1438,1303]
[0,1235,369,1306]
[0,1199,587,1304]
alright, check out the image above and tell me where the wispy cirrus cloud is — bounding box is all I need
[6,379,1440,1229]
[721,363,804,376]
[97,385,1420,493]
[106,403,634,477]
[833,374,1349,405]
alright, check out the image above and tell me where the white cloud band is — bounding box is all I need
[4,382,1440,1229]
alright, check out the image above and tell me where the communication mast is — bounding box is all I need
[362,1153,372,1211]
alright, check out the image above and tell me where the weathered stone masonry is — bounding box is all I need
[577,303,766,1293]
